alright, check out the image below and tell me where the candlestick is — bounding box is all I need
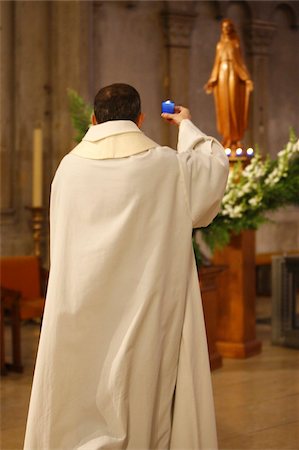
[32,128,43,207]
[26,206,45,258]
[162,100,175,114]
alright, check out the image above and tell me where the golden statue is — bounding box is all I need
[205,19,253,149]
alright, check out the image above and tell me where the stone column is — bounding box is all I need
[162,3,196,147]
[50,1,93,170]
[1,1,52,257]
[14,1,52,210]
[245,20,276,154]
[0,1,15,221]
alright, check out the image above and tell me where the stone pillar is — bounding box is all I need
[50,1,93,170]
[1,1,93,261]
[245,20,276,154]
[162,3,196,147]
[0,1,15,221]
[14,1,52,210]
[1,1,52,257]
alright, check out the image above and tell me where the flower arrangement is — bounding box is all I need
[200,132,299,252]
[68,89,299,260]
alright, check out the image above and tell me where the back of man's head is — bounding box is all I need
[94,83,141,124]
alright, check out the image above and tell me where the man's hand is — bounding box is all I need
[161,106,191,126]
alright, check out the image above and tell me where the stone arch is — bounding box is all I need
[218,1,252,52]
[215,0,252,22]
[270,2,299,29]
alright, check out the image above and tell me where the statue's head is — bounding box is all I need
[221,19,236,39]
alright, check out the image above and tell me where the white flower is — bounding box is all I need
[219,134,298,221]
[249,195,262,207]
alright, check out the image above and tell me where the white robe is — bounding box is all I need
[24,119,229,450]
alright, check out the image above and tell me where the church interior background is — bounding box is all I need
[1,0,299,449]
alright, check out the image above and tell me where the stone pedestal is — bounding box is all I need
[213,230,262,358]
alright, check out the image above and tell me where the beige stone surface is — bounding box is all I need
[1,0,299,262]
[256,206,299,254]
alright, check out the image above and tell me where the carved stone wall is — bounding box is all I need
[162,1,196,147]
[253,3,299,255]
[93,1,165,143]
[1,2,15,218]
[1,0,298,260]
[268,5,299,156]
[0,1,93,264]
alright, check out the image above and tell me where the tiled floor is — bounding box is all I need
[212,324,299,449]
[1,297,299,450]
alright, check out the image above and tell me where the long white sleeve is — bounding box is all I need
[176,119,229,228]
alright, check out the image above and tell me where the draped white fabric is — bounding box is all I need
[24,119,229,450]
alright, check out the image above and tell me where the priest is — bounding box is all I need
[24,83,229,450]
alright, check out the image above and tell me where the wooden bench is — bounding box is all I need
[0,256,46,375]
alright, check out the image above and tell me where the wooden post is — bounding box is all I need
[213,230,262,358]
[200,266,225,370]
[0,298,6,375]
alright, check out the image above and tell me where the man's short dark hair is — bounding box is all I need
[94,83,141,124]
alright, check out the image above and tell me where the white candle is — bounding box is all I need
[32,128,43,207]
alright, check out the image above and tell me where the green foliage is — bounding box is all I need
[67,89,92,142]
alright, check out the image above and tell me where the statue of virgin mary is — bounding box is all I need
[205,19,253,149]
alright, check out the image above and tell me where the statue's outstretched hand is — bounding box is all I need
[246,80,254,91]
[161,106,191,126]
[204,80,216,93]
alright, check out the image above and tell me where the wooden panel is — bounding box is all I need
[213,230,262,358]
[199,266,224,370]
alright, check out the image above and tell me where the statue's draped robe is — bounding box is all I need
[209,39,251,147]
[24,119,229,450]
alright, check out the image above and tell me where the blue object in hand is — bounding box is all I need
[162,100,175,114]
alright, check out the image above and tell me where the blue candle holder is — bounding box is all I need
[162,100,175,114]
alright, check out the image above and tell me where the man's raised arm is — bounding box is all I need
[162,106,229,228]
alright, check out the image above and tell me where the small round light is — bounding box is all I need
[236,148,243,156]
[247,147,254,156]
[225,148,231,156]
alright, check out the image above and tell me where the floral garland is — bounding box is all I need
[67,89,299,256]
